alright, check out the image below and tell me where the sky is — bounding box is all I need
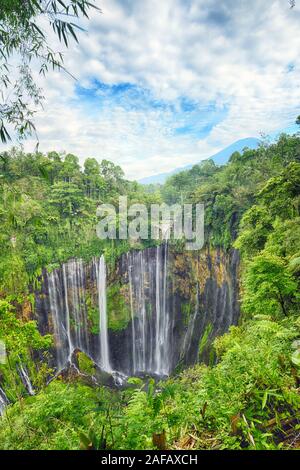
[19,0,300,179]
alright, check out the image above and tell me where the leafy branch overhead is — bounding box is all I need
[0,0,100,143]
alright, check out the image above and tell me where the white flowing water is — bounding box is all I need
[160,243,171,375]
[154,244,170,375]
[128,256,137,373]
[68,259,89,355]
[48,269,68,370]
[48,259,90,371]
[96,255,111,373]
[127,244,172,376]
[0,386,8,416]
[62,263,73,362]
[155,247,161,373]
[45,245,185,378]
[18,365,35,396]
[47,256,111,374]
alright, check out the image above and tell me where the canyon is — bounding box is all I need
[34,244,240,382]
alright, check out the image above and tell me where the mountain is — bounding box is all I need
[203,137,260,165]
[138,137,261,185]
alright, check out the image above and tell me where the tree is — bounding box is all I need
[49,181,85,220]
[235,205,273,257]
[100,159,127,198]
[59,153,81,183]
[84,157,100,176]
[84,157,105,199]
[0,0,100,143]
[242,254,298,317]
[100,159,124,182]
[258,162,300,219]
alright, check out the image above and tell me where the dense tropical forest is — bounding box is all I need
[0,131,299,450]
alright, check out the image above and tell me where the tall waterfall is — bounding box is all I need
[155,243,170,375]
[127,244,173,376]
[45,246,174,377]
[46,256,112,373]
[95,255,111,372]
[48,266,77,370]
[40,246,239,379]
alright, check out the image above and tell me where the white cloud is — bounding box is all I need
[12,0,300,178]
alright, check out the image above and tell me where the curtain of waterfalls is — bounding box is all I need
[46,246,175,377]
[43,245,237,378]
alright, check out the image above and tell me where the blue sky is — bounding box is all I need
[20,0,300,178]
[74,80,229,139]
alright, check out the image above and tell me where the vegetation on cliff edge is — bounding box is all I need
[0,131,300,449]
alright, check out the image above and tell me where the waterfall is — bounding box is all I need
[127,249,149,374]
[127,244,172,376]
[48,269,69,370]
[47,256,112,374]
[154,244,171,375]
[45,246,176,378]
[0,386,8,416]
[155,247,161,373]
[62,263,73,362]
[41,245,239,380]
[96,255,111,373]
[47,259,90,372]
[18,364,35,396]
[67,260,89,355]
[128,256,137,373]
[128,250,149,374]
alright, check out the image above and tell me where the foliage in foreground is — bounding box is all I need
[0,133,299,449]
[0,0,99,143]
[0,316,299,450]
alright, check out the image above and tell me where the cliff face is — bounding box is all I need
[34,244,240,378]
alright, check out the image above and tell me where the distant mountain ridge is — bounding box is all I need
[139,137,261,185]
